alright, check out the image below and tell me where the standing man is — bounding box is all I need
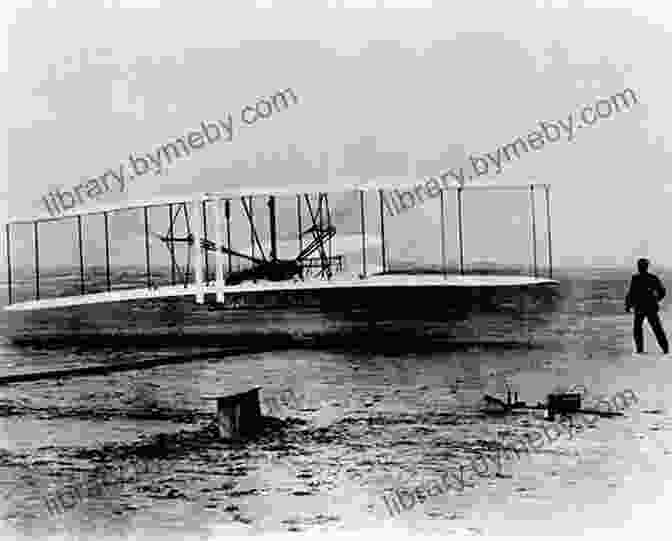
[625,258,669,354]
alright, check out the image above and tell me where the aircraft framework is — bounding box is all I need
[3,181,556,312]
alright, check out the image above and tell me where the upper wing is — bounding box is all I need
[7,180,551,225]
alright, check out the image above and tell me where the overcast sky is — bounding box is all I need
[3,0,672,272]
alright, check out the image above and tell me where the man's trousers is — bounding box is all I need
[633,310,669,353]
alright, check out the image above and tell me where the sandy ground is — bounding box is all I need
[1,275,672,539]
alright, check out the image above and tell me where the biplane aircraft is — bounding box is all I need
[2,180,559,350]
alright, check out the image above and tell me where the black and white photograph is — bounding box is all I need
[1,1,670,539]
